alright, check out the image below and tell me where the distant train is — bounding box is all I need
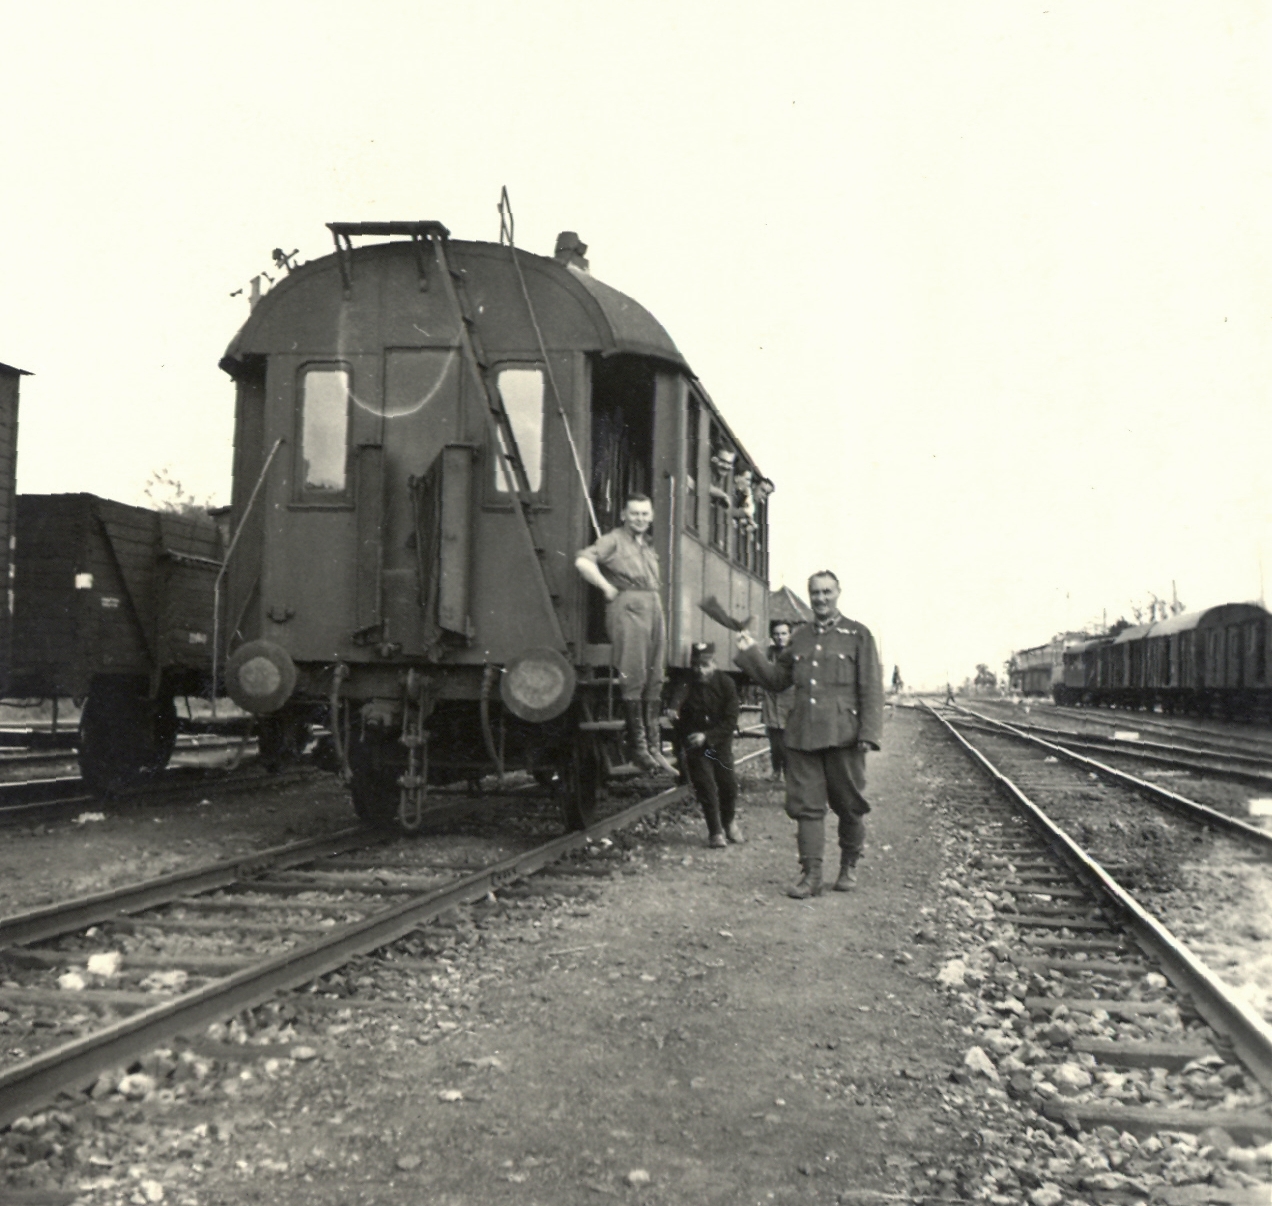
[216,219,773,831]
[1051,602,1271,719]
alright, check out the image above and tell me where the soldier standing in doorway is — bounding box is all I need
[574,494,676,774]
[736,571,883,898]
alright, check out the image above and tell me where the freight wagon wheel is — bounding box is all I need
[78,679,178,796]
[560,733,601,831]
[347,727,405,830]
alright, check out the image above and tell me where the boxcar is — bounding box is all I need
[1052,603,1272,718]
[9,494,222,791]
[218,220,771,830]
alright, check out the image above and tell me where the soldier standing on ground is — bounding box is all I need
[574,495,675,774]
[762,620,796,780]
[673,642,742,848]
[735,571,883,898]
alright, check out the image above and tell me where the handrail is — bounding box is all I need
[499,187,601,540]
[210,438,284,716]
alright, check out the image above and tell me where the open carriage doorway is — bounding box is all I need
[587,355,656,644]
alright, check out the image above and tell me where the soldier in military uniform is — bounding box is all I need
[574,494,675,774]
[736,571,883,898]
[762,619,797,779]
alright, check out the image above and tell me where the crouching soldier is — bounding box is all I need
[735,571,882,898]
[673,642,742,848]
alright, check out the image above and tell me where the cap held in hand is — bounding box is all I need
[698,595,752,632]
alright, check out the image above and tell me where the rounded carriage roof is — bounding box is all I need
[1146,601,1268,638]
[1112,623,1154,645]
[1065,635,1112,653]
[221,226,687,372]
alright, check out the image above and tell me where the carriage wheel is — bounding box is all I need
[560,732,601,831]
[78,678,178,796]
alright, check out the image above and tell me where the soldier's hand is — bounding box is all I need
[736,631,756,652]
[687,732,706,748]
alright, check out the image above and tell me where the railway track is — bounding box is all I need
[941,702,1272,843]
[0,743,766,1126]
[923,702,1272,1149]
[0,734,247,776]
[0,754,308,827]
[953,704,1272,794]
[973,697,1272,761]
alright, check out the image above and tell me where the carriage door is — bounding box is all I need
[1226,625,1243,688]
[585,356,656,646]
[374,349,465,657]
[274,358,379,658]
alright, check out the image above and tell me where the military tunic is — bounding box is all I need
[577,526,666,701]
[736,612,883,860]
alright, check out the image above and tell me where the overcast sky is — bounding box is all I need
[2,2,1268,688]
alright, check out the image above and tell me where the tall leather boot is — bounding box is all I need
[832,851,858,892]
[786,858,823,899]
[623,700,659,773]
[787,817,825,898]
[644,701,676,775]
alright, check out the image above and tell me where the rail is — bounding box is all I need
[949,703,1272,851]
[925,701,1272,1095]
[0,749,766,1125]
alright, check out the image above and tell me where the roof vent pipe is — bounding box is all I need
[553,232,589,272]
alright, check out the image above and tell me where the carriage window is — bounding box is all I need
[300,368,350,495]
[685,396,701,532]
[493,368,544,493]
[708,422,732,552]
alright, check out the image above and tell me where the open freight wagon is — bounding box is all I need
[9,494,223,791]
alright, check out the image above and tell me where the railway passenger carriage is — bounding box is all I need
[218,220,771,829]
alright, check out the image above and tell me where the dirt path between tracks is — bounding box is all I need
[105,704,971,1206]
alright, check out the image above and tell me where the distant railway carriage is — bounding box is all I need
[9,494,222,791]
[218,220,772,830]
[1052,602,1272,718]
[1008,642,1058,695]
[1007,632,1088,696]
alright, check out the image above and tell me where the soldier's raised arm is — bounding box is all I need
[735,632,792,693]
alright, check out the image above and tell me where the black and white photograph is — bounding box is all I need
[1,3,1271,1204]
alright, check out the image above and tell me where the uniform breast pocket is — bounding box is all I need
[828,649,857,684]
[792,653,810,687]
